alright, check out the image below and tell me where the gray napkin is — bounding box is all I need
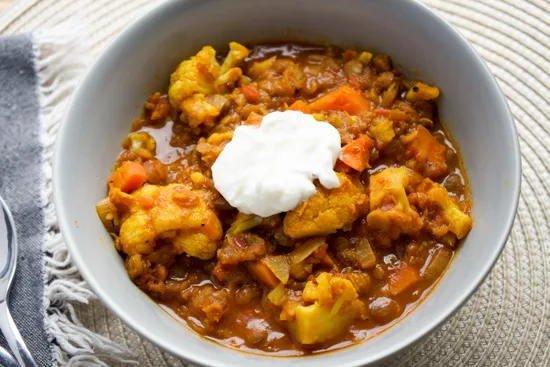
[0,33,53,366]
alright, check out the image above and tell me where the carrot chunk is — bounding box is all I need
[248,261,279,287]
[308,85,371,115]
[241,84,261,103]
[287,100,312,114]
[108,161,147,193]
[340,135,373,171]
[388,262,419,296]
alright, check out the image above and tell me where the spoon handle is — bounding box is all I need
[0,344,19,367]
[0,300,37,367]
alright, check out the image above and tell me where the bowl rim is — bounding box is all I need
[53,0,521,365]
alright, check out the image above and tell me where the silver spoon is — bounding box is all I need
[0,345,19,367]
[0,196,37,367]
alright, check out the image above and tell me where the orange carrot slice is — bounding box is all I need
[308,85,371,115]
[388,262,420,296]
[340,135,373,171]
[108,161,147,193]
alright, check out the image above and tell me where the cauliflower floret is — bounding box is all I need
[219,42,249,75]
[401,126,447,179]
[288,272,366,344]
[283,173,368,239]
[168,43,249,128]
[169,46,219,106]
[109,184,222,259]
[369,116,395,147]
[254,59,307,97]
[367,167,423,239]
[195,131,234,167]
[408,178,472,239]
[182,94,229,128]
[125,132,156,160]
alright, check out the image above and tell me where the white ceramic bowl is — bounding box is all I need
[54,0,521,366]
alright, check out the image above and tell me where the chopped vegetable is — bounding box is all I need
[262,255,290,284]
[108,161,147,193]
[220,42,250,75]
[401,125,447,179]
[388,262,419,296]
[267,283,286,306]
[95,198,119,232]
[248,261,279,287]
[284,173,368,239]
[374,108,411,121]
[244,111,263,127]
[367,167,423,238]
[406,82,440,102]
[168,42,248,126]
[339,135,373,171]
[342,49,356,62]
[226,213,263,235]
[358,51,373,65]
[408,179,473,239]
[288,272,365,344]
[369,116,395,145]
[241,84,261,103]
[373,108,390,117]
[372,54,392,72]
[287,100,312,114]
[308,85,371,115]
[381,82,399,108]
[356,238,376,269]
[421,247,453,281]
[289,237,326,264]
[247,56,276,78]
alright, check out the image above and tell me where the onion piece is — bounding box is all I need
[290,237,326,264]
[420,247,453,281]
[356,238,376,269]
[267,282,285,306]
[262,255,290,284]
[227,213,262,235]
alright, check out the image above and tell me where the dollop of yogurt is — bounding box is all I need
[212,110,341,217]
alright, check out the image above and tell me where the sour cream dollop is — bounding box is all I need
[212,110,341,217]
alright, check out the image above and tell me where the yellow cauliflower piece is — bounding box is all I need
[109,184,222,259]
[181,94,228,128]
[367,167,423,238]
[195,131,233,167]
[408,179,472,239]
[288,272,365,344]
[220,42,249,75]
[169,46,219,106]
[168,43,249,128]
[283,173,368,239]
[369,116,395,147]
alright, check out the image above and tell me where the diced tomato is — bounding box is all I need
[343,49,356,63]
[241,84,261,103]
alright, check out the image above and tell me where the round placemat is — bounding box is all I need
[2,0,548,366]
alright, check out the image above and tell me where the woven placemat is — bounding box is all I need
[2,0,548,366]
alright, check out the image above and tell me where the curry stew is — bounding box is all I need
[96,42,472,355]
